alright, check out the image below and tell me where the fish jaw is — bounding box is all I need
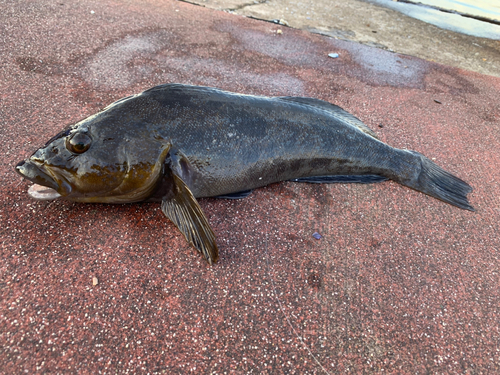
[27,184,62,200]
[15,159,67,200]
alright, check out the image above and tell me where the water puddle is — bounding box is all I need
[371,0,500,39]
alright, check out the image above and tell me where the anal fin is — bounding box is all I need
[291,175,388,184]
[214,190,252,199]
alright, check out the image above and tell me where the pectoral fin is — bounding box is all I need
[160,151,219,265]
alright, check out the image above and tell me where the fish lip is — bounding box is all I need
[16,159,71,196]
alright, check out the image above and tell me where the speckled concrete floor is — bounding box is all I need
[1,0,499,373]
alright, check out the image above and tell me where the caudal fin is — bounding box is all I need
[406,152,474,211]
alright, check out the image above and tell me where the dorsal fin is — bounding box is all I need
[278,96,379,139]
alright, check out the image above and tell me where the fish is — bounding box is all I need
[15,83,474,264]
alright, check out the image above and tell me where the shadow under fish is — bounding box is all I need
[15,84,474,264]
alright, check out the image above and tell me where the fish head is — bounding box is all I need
[16,114,170,203]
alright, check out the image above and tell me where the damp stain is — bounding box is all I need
[78,28,306,95]
[152,55,305,95]
[16,56,65,76]
[81,30,173,90]
[16,25,307,101]
[216,21,325,68]
[331,39,431,89]
[307,272,322,288]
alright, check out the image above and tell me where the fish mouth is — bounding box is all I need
[15,160,65,200]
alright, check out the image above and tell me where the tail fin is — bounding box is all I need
[405,152,474,211]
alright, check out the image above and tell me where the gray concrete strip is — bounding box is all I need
[185,0,500,77]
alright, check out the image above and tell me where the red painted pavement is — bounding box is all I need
[1,0,499,373]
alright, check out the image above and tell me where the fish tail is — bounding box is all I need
[400,151,474,211]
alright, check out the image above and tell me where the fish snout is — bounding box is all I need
[15,158,60,192]
[15,159,36,179]
[15,160,26,176]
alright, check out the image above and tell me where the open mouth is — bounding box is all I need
[16,160,62,200]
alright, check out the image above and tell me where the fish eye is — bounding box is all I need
[66,132,92,154]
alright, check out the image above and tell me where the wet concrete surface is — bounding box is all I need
[1,0,500,373]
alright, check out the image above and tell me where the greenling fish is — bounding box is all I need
[15,84,474,264]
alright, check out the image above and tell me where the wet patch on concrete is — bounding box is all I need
[216,21,328,69]
[217,20,434,90]
[331,39,431,89]
[81,30,173,89]
[150,55,306,95]
[16,57,65,76]
[18,26,307,97]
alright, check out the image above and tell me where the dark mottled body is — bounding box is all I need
[141,85,410,199]
[16,84,474,264]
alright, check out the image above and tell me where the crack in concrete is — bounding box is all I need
[177,0,207,9]
[227,0,269,12]
[178,0,269,12]
[178,0,290,25]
